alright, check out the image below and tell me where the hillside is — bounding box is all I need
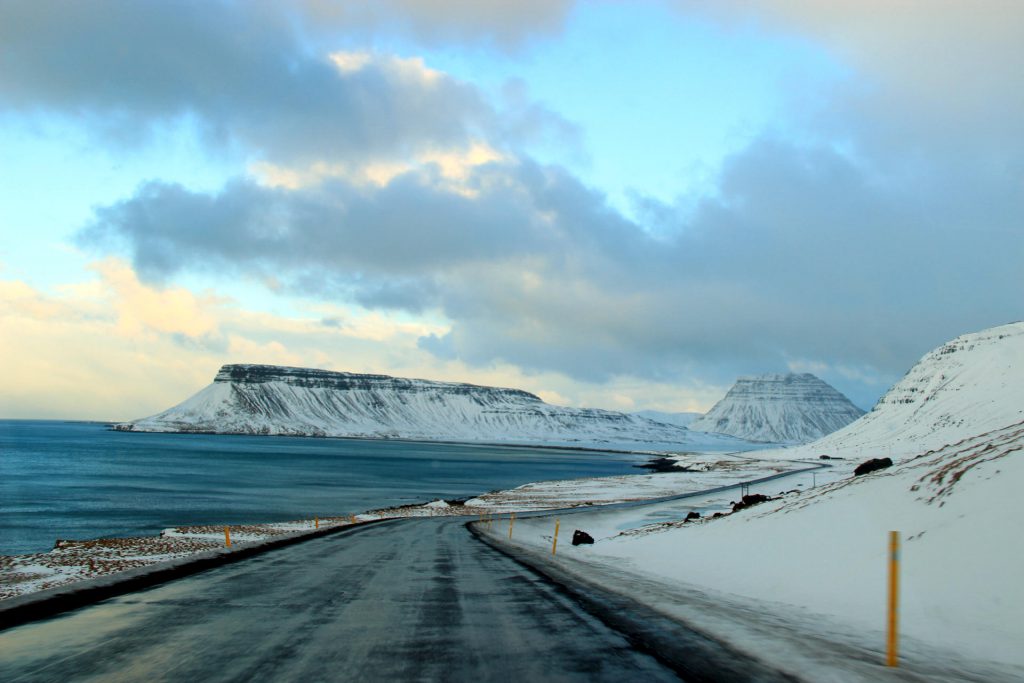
[776,322,1024,460]
[480,322,1024,675]
[118,364,753,451]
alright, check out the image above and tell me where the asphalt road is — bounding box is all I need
[0,518,683,682]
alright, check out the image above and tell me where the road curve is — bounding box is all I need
[0,518,681,682]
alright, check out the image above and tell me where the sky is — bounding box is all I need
[1,0,1021,421]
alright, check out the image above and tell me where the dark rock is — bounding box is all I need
[685,511,701,521]
[731,493,772,512]
[571,530,595,546]
[634,456,691,473]
[712,512,725,518]
[819,454,832,460]
[854,457,893,476]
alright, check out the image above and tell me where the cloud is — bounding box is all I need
[79,134,1024,411]
[673,1,1024,152]
[1,259,724,420]
[6,0,1023,413]
[0,260,450,419]
[0,2,575,166]
[296,0,577,50]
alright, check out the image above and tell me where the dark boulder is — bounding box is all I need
[854,457,893,476]
[634,456,690,473]
[685,511,701,522]
[731,493,772,512]
[571,530,595,546]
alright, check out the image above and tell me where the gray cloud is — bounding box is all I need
[297,0,577,50]
[0,1,574,164]
[80,136,1024,408]
[7,0,1022,410]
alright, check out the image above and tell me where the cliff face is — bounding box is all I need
[689,373,864,443]
[212,365,542,402]
[120,364,753,451]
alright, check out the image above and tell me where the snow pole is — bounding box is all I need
[886,531,900,667]
[349,514,356,524]
[315,516,319,529]
[509,512,516,539]
[224,526,231,548]
[552,518,560,556]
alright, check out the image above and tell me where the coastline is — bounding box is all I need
[0,450,800,602]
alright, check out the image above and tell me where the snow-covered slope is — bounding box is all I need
[780,322,1024,460]
[558,418,1024,673]
[689,373,864,443]
[483,323,1024,674]
[634,410,703,428]
[119,364,752,451]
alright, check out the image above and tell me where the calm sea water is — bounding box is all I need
[0,420,644,555]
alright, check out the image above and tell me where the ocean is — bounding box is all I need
[0,420,643,555]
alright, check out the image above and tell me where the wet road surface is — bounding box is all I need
[0,518,682,682]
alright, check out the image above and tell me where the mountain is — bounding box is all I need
[793,321,1024,459]
[688,373,864,443]
[117,364,753,451]
[634,410,703,428]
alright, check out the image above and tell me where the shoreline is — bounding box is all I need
[0,451,803,601]
[107,422,728,457]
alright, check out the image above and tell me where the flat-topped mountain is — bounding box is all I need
[118,364,753,451]
[689,373,864,443]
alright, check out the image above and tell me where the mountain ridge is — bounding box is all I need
[689,372,864,443]
[119,364,755,452]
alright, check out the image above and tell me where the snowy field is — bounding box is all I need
[472,324,1024,681]
[476,421,1024,680]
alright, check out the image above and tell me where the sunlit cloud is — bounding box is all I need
[250,141,504,198]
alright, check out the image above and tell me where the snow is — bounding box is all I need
[119,364,760,452]
[0,516,361,600]
[758,322,1024,462]
[690,372,864,443]
[633,410,703,428]
[463,454,811,512]
[7,322,1021,679]
[472,322,1024,678]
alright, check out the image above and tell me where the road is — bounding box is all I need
[0,518,683,682]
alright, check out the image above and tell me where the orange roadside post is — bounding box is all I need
[224,526,231,548]
[887,531,900,667]
[551,518,560,555]
[509,512,516,539]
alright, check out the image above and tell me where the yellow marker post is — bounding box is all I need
[350,514,356,524]
[509,512,516,539]
[887,531,900,667]
[551,518,560,556]
[224,526,231,548]
[315,516,319,529]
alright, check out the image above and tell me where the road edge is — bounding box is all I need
[468,522,801,683]
[0,518,396,632]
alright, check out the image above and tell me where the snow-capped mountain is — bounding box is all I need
[793,321,1024,459]
[118,364,753,451]
[689,373,864,443]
